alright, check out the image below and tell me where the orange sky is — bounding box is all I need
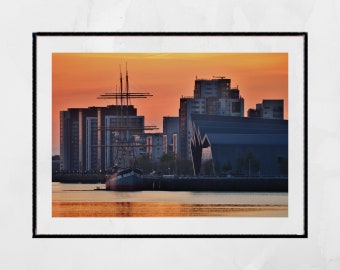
[52,53,288,155]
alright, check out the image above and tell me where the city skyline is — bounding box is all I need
[53,53,288,155]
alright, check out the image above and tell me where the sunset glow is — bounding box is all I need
[52,53,288,155]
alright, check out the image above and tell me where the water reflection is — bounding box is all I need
[52,201,288,217]
[52,182,288,217]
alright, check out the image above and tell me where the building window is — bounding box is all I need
[232,102,241,113]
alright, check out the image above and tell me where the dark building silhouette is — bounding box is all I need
[179,77,244,160]
[163,116,179,154]
[247,100,284,119]
[60,105,144,172]
[190,114,288,176]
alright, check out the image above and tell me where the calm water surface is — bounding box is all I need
[52,182,288,217]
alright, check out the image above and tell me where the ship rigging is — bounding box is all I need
[97,64,157,190]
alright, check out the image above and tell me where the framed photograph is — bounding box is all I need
[33,32,307,237]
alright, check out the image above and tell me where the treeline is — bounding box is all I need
[201,152,288,176]
[135,153,194,175]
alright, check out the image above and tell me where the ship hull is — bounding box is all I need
[106,169,143,191]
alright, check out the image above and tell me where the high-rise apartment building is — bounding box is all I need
[247,100,284,119]
[146,133,165,162]
[163,116,179,154]
[60,105,145,172]
[179,77,244,160]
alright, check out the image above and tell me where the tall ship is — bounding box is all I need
[105,167,143,191]
[98,65,156,191]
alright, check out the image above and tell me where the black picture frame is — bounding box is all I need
[33,32,307,238]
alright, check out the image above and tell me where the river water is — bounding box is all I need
[52,182,288,217]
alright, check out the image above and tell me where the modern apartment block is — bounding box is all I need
[104,115,145,169]
[146,133,165,162]
[247,100,284,119]
[179,77,245,160]
[163,116,179,154]
[60,105,145,172]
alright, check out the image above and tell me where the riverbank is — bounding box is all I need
[53,174,288,192]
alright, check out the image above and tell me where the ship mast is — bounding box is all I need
[126,62,129,107]
[97,64,158,170]
[125,63,131,166]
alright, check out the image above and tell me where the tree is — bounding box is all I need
[222,162,232,173]
[159,153,176,174]
[176,158,194,175]
[252,159,261,176]
[236,157,245,173]
[214,160,221,175]
[246,152,261,176]
[278,157,288,175]
[135,155,153,174]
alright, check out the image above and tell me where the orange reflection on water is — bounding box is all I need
[52,202,288,217]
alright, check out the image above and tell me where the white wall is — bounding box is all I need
[3,1,340,269]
